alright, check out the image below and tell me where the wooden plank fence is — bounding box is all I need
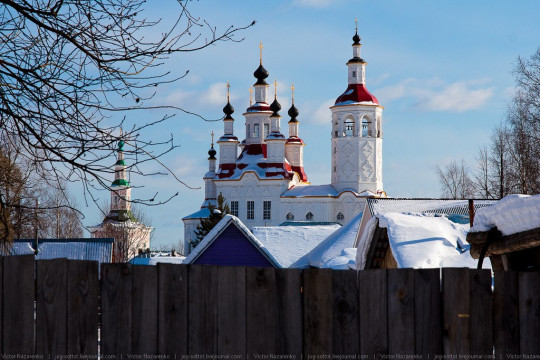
[1,255,540,358]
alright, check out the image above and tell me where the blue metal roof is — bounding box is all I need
[10,238,113,264]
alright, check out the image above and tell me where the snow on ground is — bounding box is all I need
[470,194,540,236]
[252,224,341,268]
[308,212,363,269]
[378,212,489,269]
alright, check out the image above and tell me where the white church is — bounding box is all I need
[182,27,386,255]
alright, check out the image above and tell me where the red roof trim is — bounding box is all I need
[335,84,379,105]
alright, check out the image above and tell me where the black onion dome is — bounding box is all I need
[288,103,299,122]
[208,145,217,160]
[223,101,234,120]
[254,64,269,86]
[270,97,281,117]
[353,31,361,45]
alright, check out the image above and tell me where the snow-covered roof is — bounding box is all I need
[370,213,489,269]
[182,207,211,220]
[470,194,540,236]
[252,224,341,268]
[183,215,281,267]
[281,184,377,198]
[307,212,363,269]
[132,255,186,265]
[366,198,497,217]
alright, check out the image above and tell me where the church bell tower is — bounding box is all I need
[330,22,383,194]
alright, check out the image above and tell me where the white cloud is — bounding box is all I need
[375,78,494,113]
[310,99,335,124]
[202,82,229,106]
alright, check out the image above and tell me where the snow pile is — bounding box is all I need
[378,212,488,269]
[470,194,540,236]
[308,212,363,269]
[356,216,378,269]
[252,224,341,268]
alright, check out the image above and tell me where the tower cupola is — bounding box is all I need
[217,83,239,178]
[110,133,132,213]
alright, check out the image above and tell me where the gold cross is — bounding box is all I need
[249,87,253,105]
[274,80,277,99]
[259,41,263,64]
[355,18,358,32]
[291,83,295,104]
[226,81,230,102]
[211,131,214,146]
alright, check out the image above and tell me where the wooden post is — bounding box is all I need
[303,268,333,357]
[358,269,388,356]
[132,265,158,354]
[332,270,359,356]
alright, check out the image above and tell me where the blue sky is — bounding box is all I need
[80,0,540,250]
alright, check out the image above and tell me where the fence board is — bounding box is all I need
[276,268,302,358]
[188,265,218,356]
[470,269,492,355]
[443,268,471,355]
[133,265,158,354]
[493,271,519,357]
[101,263,133,356]
[158,264,188,355]
[217,266,246,358]
[36,258,68,357]
[67,260,99,355]
[414,269,442,357]
[0,257,3,354]
[519,271,540,355]
[3,255,35,354]
[303,268,333,357]
[332,270,359,356]
[358,269,388,356]
[246,267,278,355]
[388,269,414,355]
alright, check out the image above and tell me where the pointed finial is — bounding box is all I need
[226,82,230,102]
[249,87,253,105]
[355,18,358,33]
[274,80,277,100]
[259,41,263,65]
[211,130,214,146]
[291,83,295,104]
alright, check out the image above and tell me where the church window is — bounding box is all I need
[337,212,345,221]
[253,123,260,138]
[333,166,336,172]
[362,118,372,137]
[306,211,314,220]
[247,201,254,220]
[247,124,250,138]
[345,118,354,136]
[352,71,356,77]
[334,147,336,154]
[264,123,269,138]
[230,201,239,217]
[263,201,271,220]
[286,212,294,220]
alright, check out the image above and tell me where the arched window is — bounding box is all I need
[306,211,314,220]
[345,118,354,137]
[337,212,344,221]
[286,212,294,220]
[362,117,372,137]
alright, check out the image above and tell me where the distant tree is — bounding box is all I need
[94,204,153,263]
[192,193,230,249]
[436,160,475,199]
[0,1,254,247]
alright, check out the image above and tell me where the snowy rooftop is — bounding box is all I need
[361,213,489,269]
[307,212,363,270]
[132,255,186,265]
[470,194,540,236]
[252,224,341,268]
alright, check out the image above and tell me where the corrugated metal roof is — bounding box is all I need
[367,198,497,217]
[9,238,113,264]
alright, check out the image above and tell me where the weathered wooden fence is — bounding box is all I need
[0,255,538,358]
